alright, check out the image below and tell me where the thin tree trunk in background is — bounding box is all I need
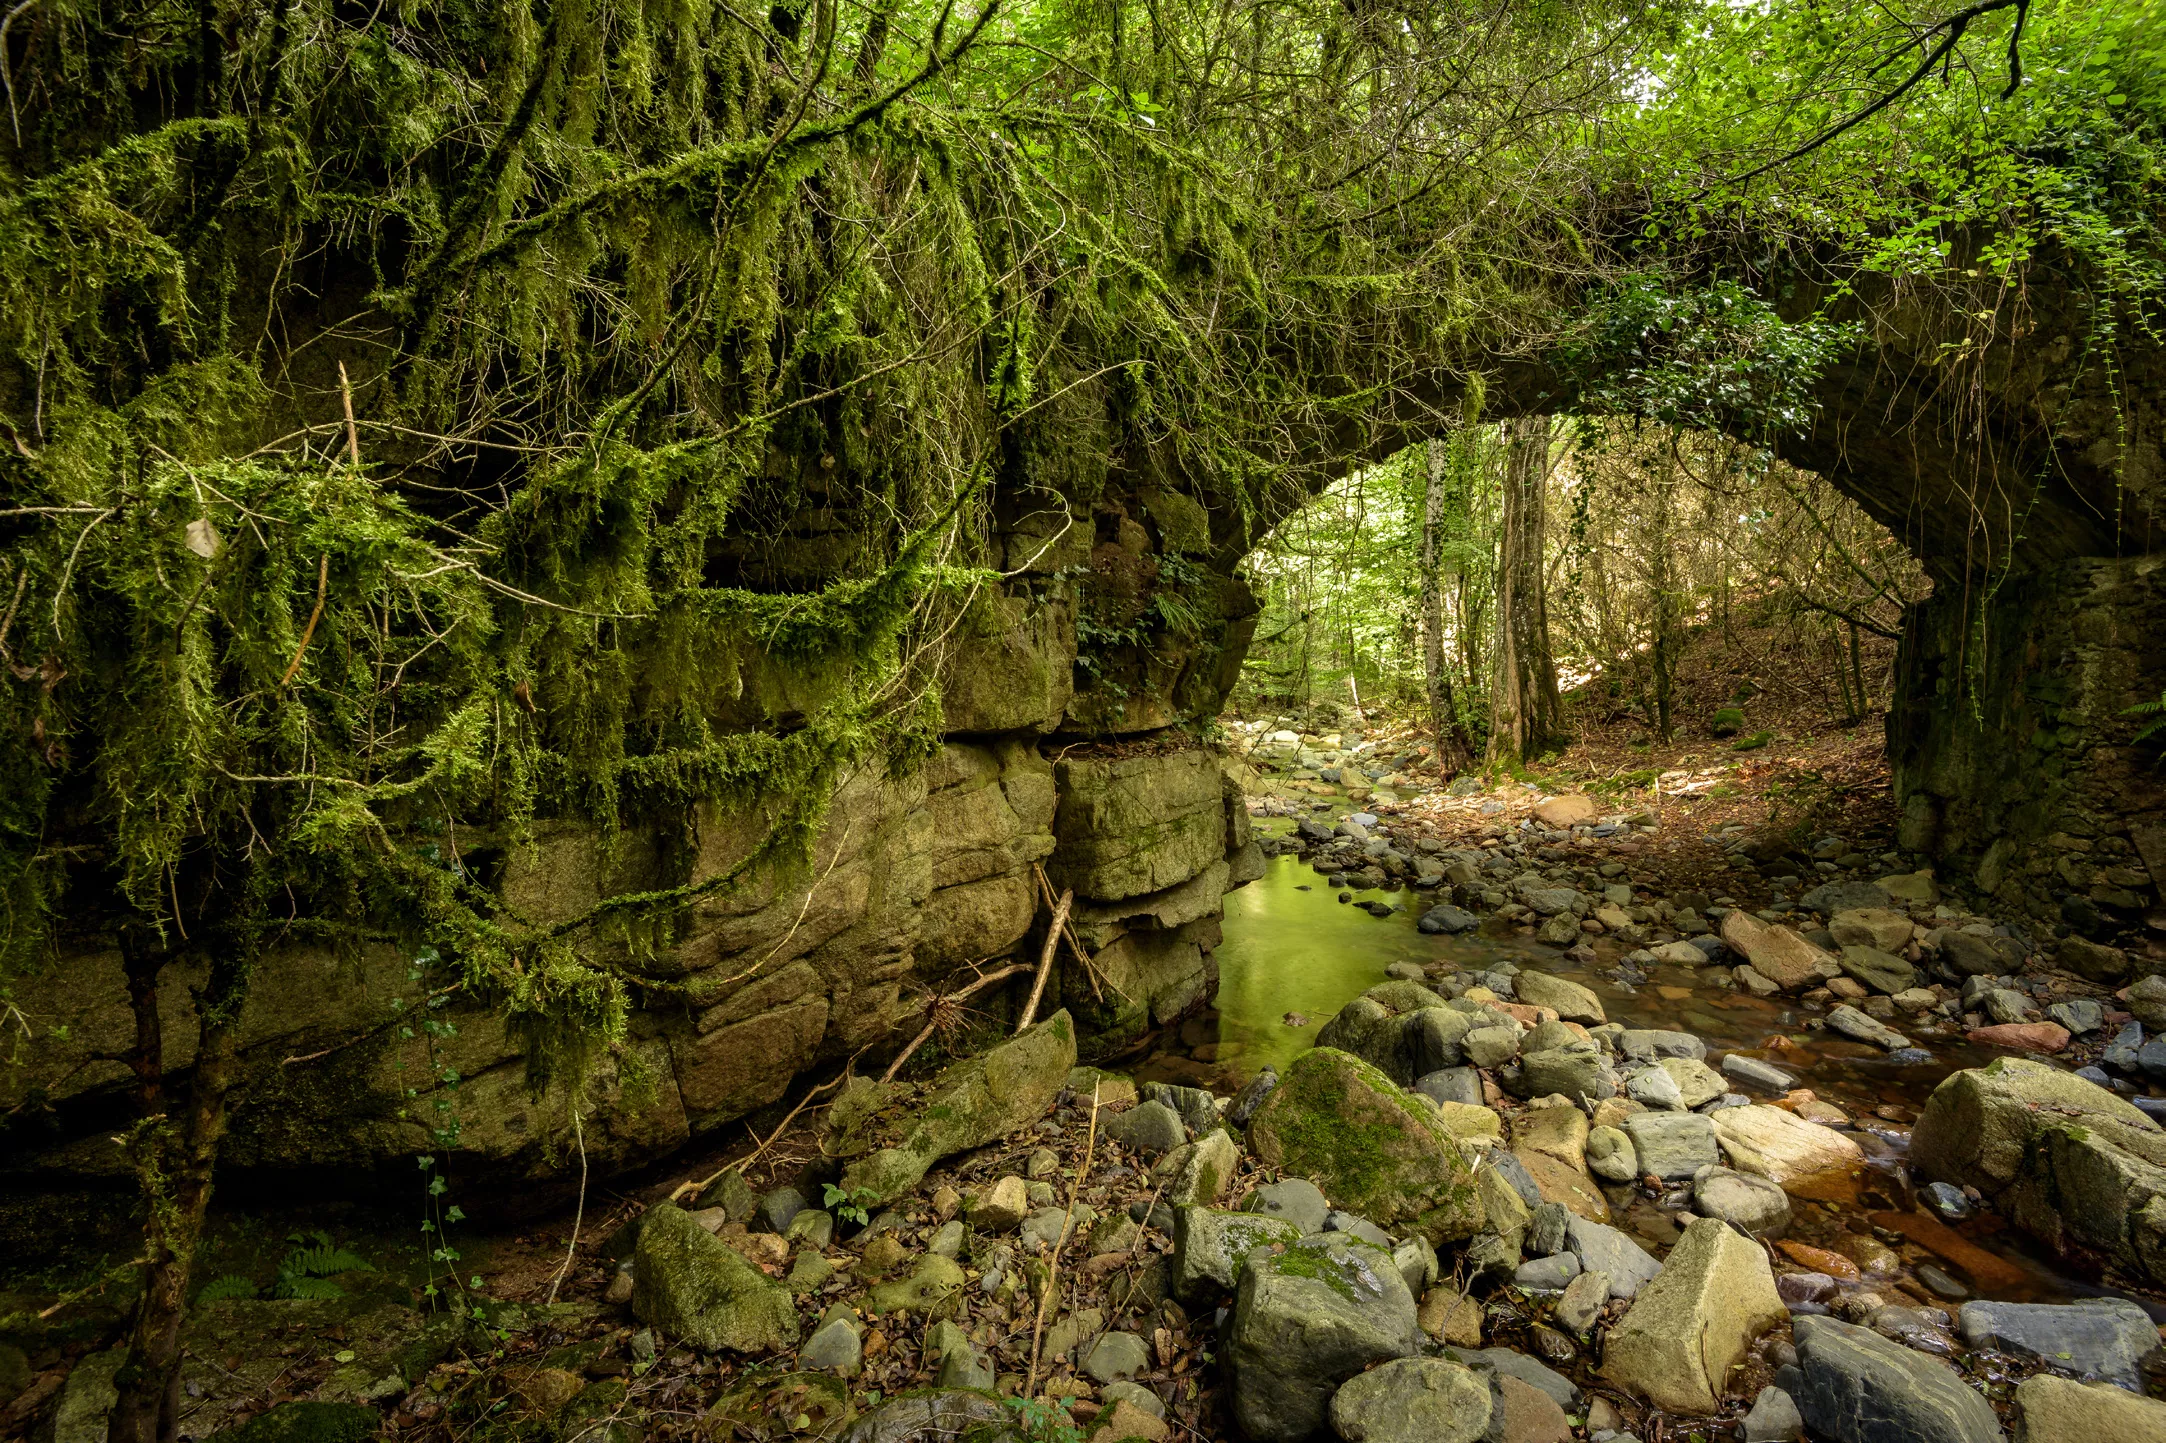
[1491,416,1563,762]
[1847,618,1868,721]
[1649,444,1684,741]
[112,955,249,1443]
[1421,437,1473,774]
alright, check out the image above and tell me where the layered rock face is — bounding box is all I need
[1774,255,2166,938]
[0,479,1260,1211]
[1888,557,2166,937]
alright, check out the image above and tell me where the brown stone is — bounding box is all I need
[1968,1022,2071,1052]
[1533,794,1598,828]
[1773,1241,1860,1281]
[1489,1374,1572,1443]
[1719,911,1837,991]
[1514,1149,1610,1222]
[1418,1286,1485,1346]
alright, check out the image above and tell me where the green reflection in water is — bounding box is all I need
[1214,855,1547,1078]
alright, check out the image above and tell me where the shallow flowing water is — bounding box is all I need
[1158,851,2165,1320]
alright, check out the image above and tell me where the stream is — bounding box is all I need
[1141,849,2166,1324]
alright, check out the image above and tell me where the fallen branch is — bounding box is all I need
[1025,1081,1099,1398]
[882,963,1031,1083]
[1016,886,1072,1033]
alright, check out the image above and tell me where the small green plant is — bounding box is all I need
[194,1274,258,1304]
[2129,689,2166,744]
[821,1183,879,1227]
[272,1232,373,1300]
[195,1233,373,1304]
[1001,1396,1087,1443]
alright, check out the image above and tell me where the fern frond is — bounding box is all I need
[195,1275,258,1303]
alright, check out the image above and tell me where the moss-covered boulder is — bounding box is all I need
[841,1011,1077,1204]
[1227,1234,1422,1443]
[1911,1058,2166,1193]
[631,1204,799,1353]
[1913,1058,2166,1287]
[1246,1048,1486,1244]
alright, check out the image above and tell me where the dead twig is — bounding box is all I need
[546,1106,587,1305]
[338,360,361,467]
[1025,1081,1099,1397]
[1016,886,1072,1032]
[278,553,329,687]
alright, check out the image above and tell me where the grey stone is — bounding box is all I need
[1622,1111,1720,1180]
[1101,1381,1165,1419]
[1227,1234,1422,1442]
[2102,1022,2143,1074]
[1420,904,1482,935]
[1328,1357,1493,1443]
[1229,1067,1279,1127]
[1625,1064,1685,1110]
[837,1390,1009,1443]
[802,1316,862,1374]
[1744,1384,1805,1442]
[1800,881,1894,916]
[1392,1234,1440,1298]
[785,1208,835,1251]
[1983,989,2038,1024]
[1957,1299,2159,1392]
[1329,1210,1394,1249]
[1586,1125,1638,1182]
[1556,1269,1610,1334]
[1488,1150,1545,1209]
[759,1185,808,1234]
[1144,1081,1221,1136]
[925,1320,991,1390]
[2131,976,2166,1030]
[2047,1000,2105,1036]
[1619,1028,1707,1063]
[1566,1215,1664,1300]
[1942,930,2022,978]
[1416,1067,1485,1107]
[1693,1165,1793,1236]
[1170,1206,1304,1303]
[1791,1315,2002,1443]
[1245,1177,1331,1234]
[1720,1053,1798,1093]
[1106,1100,1188,1155]
[1839,946,1917,995]
[1464,1025,1521,1069]
[1526,1201,1572,1257]
[1825,1005,1912,1052]
[1083,1331,1152,1384]
[1442,1346,1583,1411]
[1513,1043,1616,1103]
[1514,1253,1581,1291]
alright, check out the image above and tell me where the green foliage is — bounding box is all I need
[1563,279,1861,437]
[2128,689,2166,744]
[194,1274,258,1304]
[272,1231,373,1300]
[821,1183,878,1227]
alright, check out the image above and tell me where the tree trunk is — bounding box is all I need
[1491,416,1563,762]
[1648,443,1684,742]
[1421,437,1474,774]
[111,953,250,1443]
